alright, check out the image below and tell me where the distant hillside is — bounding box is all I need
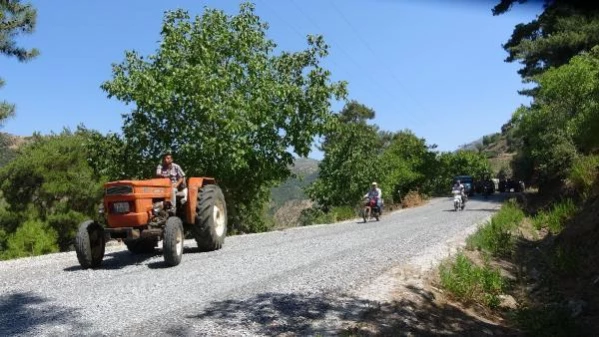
[270,158,318,209]
[0,133,30,167]
[269,157,319,228]
[460,131,516,177]
[458,137,483,152]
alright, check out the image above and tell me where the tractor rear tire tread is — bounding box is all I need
[193,184,227,252]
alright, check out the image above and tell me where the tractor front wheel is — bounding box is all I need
[163,217,184,267]
[193,184,227,251]
[75,220,105,269]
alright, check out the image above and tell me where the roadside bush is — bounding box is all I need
[551,244,579,275]
[401,191,424,208]
[1,220,59,260]
[483,150,499,159]
[0,227,6,252]
[439,252,505,308]
[46,210,90,251]
[568,154,599,198]
[466,201,524,257]
[299,207,335,226]
[0,130,108,253]
[532,199,577,234]
[515,306,578,337]
[330,206,356,222]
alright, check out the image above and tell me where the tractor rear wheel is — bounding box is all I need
[75,220,105,269]
[193,184,227,251]
[124,238,157,254]
[163,216,184,266]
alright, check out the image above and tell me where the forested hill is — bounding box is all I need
[458,128,516,178]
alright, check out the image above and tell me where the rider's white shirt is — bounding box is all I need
[365,188,382,199]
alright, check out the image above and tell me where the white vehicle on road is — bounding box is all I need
[452,189,464,211]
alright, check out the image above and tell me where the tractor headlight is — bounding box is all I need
[152,201,164,215]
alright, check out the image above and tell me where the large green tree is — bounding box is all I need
[101,3,346,232]
[509,46,599,187]
[493,0,599,95]
[0,128,106,251]
[379,130,437,202]
[0,0,39,123]
[306,101,381,209]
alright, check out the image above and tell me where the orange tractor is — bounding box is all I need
[75,177,227,268]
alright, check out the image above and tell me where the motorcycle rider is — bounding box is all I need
[452,180,467,204]
[364,182,383,210]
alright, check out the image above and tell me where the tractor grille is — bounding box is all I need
[105,185,133,195]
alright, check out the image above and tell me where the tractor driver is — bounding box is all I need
[156,152,186,213]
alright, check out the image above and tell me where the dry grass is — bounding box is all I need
[401,191,425,208]
[273,199,314,228]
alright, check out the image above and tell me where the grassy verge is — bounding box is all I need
[436,193,595,335]
[439,252,505,308]
[531,198,577,234]
[466,200,524,258]
[436,202,523,310]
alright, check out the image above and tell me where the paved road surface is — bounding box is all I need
[0,195,503,336]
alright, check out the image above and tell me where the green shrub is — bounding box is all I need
[568,154,599,198]
[1,219,59,260]
[0,227,6,252]
[484,150,499,158]
[515,305,578,337]
[532,199,577,234]
[551,245,579,275]
[299,207,334,226]
[330,206,356,222]
[439,252,505,308]
[46,210,92,251]
[466,201,524,257]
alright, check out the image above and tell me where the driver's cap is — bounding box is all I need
[372,182,377,186]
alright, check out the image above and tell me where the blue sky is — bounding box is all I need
[1,0,540,160]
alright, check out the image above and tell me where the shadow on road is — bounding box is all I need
[63,246,202,271]
[180,287,518,336]
[0,292,90,336]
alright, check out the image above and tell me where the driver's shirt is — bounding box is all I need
[156,163,185,184]
[452,184,464,193]
[365,188,382,199]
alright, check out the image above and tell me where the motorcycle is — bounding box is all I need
[452,189,464,211]
[482,183,491,199]
[362,197,381,222]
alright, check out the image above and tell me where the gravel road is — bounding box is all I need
[0,195,503,336]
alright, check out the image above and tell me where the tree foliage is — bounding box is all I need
[379,130,437,202]
[0,128,106,251]
[0,0,39,122]
[493,0,599,95]
[509,46,599,188]
[306,101,381,209]
[1,219,59,260]
[0,132,16,167]
[100,3,346,232]
[308,100,492,210]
